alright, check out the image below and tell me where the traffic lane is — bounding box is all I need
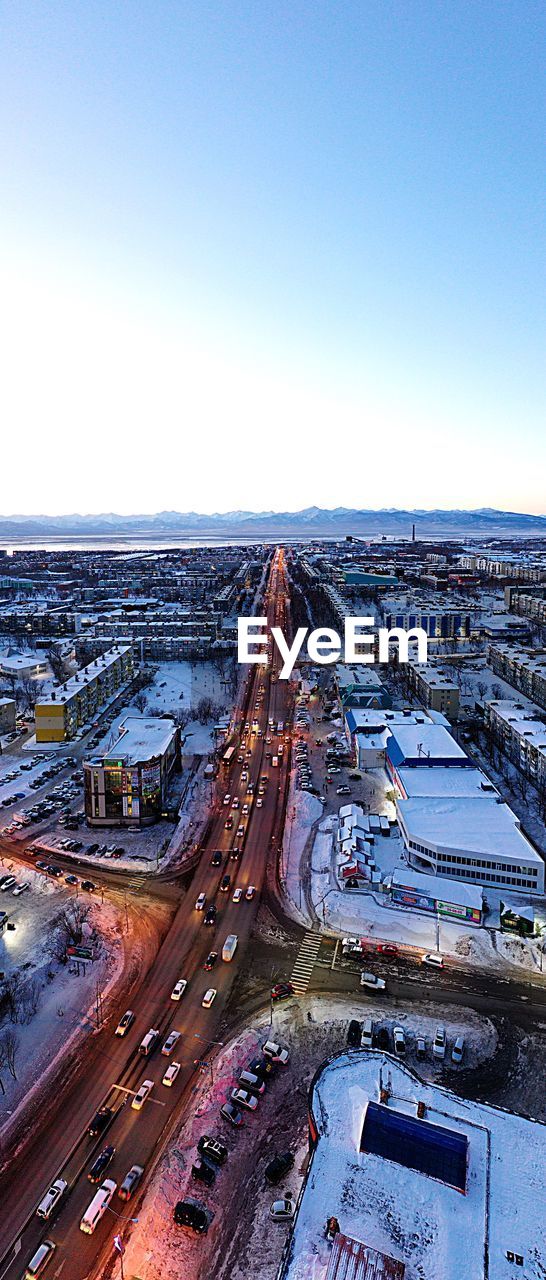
[315,956,546,1021]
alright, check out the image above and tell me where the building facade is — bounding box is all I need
[35,644,134,742]
[84,716,179,826]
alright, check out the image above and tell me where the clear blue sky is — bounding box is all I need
[1,1,545,515]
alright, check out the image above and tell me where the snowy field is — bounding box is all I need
[111,993,499,1280]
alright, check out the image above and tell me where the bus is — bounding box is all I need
[222,745,236,769]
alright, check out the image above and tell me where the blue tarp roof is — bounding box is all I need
[360,1102,467,1192]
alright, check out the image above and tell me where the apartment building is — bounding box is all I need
[488,644,546,712]
[35,644,134,742]
[484,696,546,793]
[506,588,546,627]
[407,660,460,719]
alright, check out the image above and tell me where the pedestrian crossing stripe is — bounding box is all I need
[290,931,322,993]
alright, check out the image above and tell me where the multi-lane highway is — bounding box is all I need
[0,550,293,1280]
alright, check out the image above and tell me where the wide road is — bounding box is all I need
[0,550,293,1280]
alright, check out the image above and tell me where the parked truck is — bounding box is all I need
[222,934,238,962]
[360,971,386,992]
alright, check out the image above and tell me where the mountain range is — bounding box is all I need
[0,507,545,540]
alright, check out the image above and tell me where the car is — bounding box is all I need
[81,880,96,892]
[220,874,231,893]
[0,876,17,892]
[256,797,263,807]
[230,846,240,861]
[118,1164,144,1201]
[393,1026,406,1056]
[204,905,218,926]
[174,1198,210,1233]
[224,817,233,830]
[433,1025,446,1060]
[245,884,256,900]
[162,1030,181,1056]
[347,1019,362,1048]
[36,1178,68,1220]
[451,1035,465,1065]
[239,1069,266,1095]
[270,981,294,1003]
[422,952,444,968]
[64,873,79,885]
[211,850,222,867]
[163,1061,181,1086]
[336,785,351,796]
[88,1106,113,1137]
[191,1159,216,1187]
[360,972,386,991]
[204,951,218,972]
[376,943,398,957]
[232,887,243,903]
[265,1151,295,1184]
[197,1134,228,1165]
[220,1100,244,1127]
[270,1197,295,1222]
[236,825,244,839]
[23,1240,56,1279]
[195,892,207,911]
[416,1036,427,1061]
[115,1010,135,1037]
[88,1145,116,1183]
[223,794,231,806]
[202,988,217,1008]
[262,1040,290,1066]
[248,1054,276,1080]
[241,803,249,816]
[13,881,30,895]
[132,1079,154,1110]
[171,978,188,1001]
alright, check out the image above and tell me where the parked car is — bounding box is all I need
[231,1088,258,1112]
[262,1040,290,1066]
[270,1197,295,1222]
[433,1025,446,1060]
[220,1100,243,1127]
[265,1151,295,1184]
[360,972,386,991]
[451,1035,465,1065]
[174,1199,210,1233]
[197,1134,228,1165]
[393,1026,406,1056]
[416,1036,427,1061]
[271,982,294,1002]
[191,1159,216,1187]
[347,1019,362,1048]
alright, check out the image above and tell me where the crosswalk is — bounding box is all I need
[290,930,323,994]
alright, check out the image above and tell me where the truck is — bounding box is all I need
[222,934,238,962]
[360,971,386,992]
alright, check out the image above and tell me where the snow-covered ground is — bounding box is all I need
[284,1049,546,1280]
[135,660,237,756]
[111,993,499,1280]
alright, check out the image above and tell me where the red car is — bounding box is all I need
[376,943,398,957]
[271,982,294,1002]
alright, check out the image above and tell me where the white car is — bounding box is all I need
[245,885,256,900]
[262,1040,290,1066]
[451,1035,465,1065]
[232,888,243,903]
[195,893,206,911]
[422,952,444,969]
[115,1010,135,1037]
[162,1061,181,1087]
[36,1178,68,1220]
[131,1079,154,1110]
[433,1025,446,1060]
[13,881,30,896]
[162,1030,181,1056]
[231,1088,258,1111]
[231,797,240,809]
[360,972,386,991]
[256,797,263,807]
[223,794,231,806]
[170,978,188,1001]
[270,1197,295,1222]
[202,988,217,1008]
[393,1026,406,1056]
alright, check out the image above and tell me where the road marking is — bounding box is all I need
[290,931,323,994]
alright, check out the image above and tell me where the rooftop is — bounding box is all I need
[88,716,176,765]
[397,796,544,867]
[397,765,499,800]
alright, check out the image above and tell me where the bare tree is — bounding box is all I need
[491,682,503,700]
[2,973,23,1024]
[20,978,41,1024]
[476,680,488,701]
[133,691,148,713]
[0,1028,20,1079]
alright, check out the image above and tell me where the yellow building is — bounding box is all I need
[35,645,134,742]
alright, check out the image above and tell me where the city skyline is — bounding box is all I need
[1,1,545,515]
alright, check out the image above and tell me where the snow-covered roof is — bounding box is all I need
[387,723,468,767]
[391,866,483,910]
[282,1051,546,1280]
[91,716,176,765]
[397,796,543,868]
[398,766,499,800]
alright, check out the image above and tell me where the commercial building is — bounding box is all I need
[336,664,391,710]
[0,650,49,680]
[484,696,546,793]
[488,644,546,712]
[396,794,544,894]
[390,866,483,923]
[407,660,460,719]
[281,1052,546,1280]
[35,644,134,742]
[84,716,179,826]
